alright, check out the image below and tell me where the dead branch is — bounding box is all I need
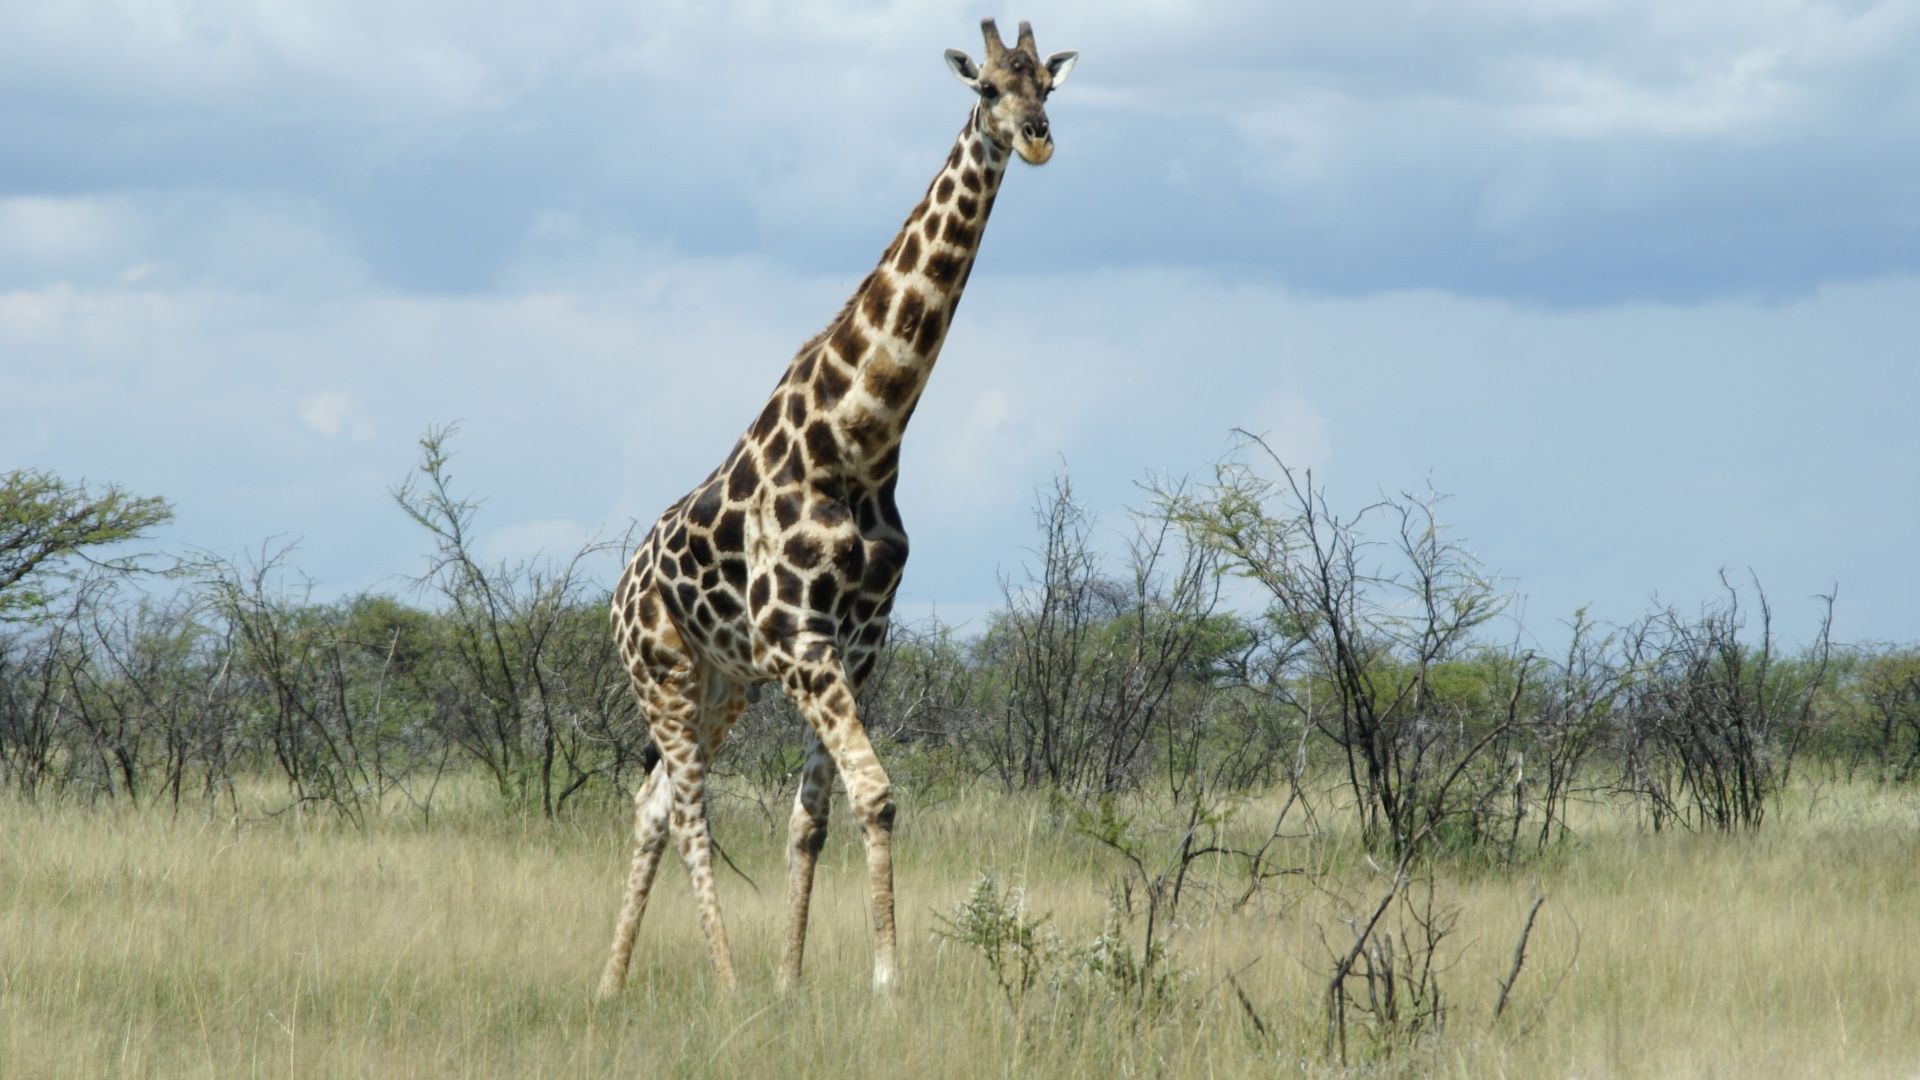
[1492,888,1547,1021]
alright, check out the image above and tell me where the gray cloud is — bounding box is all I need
[5,2,1915,301]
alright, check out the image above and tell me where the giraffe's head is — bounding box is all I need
[944,19,1077,166]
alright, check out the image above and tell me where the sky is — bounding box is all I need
[3,0,1917,649]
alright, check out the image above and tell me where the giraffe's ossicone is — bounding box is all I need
[599,18,1078,995]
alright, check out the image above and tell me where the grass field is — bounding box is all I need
[3,776,1917,1078]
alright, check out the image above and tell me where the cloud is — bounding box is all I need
[477,517,597,567]
[0,192,365,293]
[299,391,352,438]
[0,196,137,274]
[4,2,1914,303]
[5,249,1919,640]
[4,2,1917,648]
[1243,387,1333,473]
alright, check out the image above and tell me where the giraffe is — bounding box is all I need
[598,18,1078,995]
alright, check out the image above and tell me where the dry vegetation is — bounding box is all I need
[9,446,1920,1077]
[4,775,1917,1079]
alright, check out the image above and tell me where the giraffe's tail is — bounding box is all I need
[639,739,661,775]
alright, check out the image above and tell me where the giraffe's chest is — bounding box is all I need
[746,484,909,640]
[651,476,910,682]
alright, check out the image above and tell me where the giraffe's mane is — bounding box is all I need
[791,289,864,370]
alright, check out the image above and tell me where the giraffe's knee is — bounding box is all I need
[852,782,895,835]
[792,818,828,858]
[630,775,672,845]
[788,790,830,857]
[634,765,666,807]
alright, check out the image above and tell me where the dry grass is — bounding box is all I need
[2,777,1918,1078]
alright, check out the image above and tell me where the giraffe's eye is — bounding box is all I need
[980,83,999,101]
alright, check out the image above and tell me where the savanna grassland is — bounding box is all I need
[4,776,1917,1080]
[10,453,1920,1077]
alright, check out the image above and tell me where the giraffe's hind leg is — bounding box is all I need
[599,759,672,997]
[601,571,748,993]
[653,674,747,988]
[779,730,835,989]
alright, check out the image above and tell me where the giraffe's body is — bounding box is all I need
[599,19,1077,994]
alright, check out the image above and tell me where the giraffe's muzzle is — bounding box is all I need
[1012,111,1054,165]
[1014,125,1054,165]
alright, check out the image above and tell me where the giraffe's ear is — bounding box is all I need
[944,49,981,90]
[1045,51,1078,88]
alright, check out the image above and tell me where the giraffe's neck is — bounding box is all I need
[769,107,1011,483]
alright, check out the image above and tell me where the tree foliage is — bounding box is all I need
[0,469,172,618]
[0,435,1903,852]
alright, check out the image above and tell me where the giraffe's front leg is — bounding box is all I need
[779,731,835,990]
[781,661,899,991]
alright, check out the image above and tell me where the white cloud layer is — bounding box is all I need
[5,253,1914,642]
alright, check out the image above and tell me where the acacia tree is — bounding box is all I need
[1832,645,1920,783]
[1525,608,1625,849]
[981,473,1226,794]
[1162,435,1512,856]
[392,425,632,815]
[1,470,172,619]
[1,472,174,797]
[1616,573,1833,831]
